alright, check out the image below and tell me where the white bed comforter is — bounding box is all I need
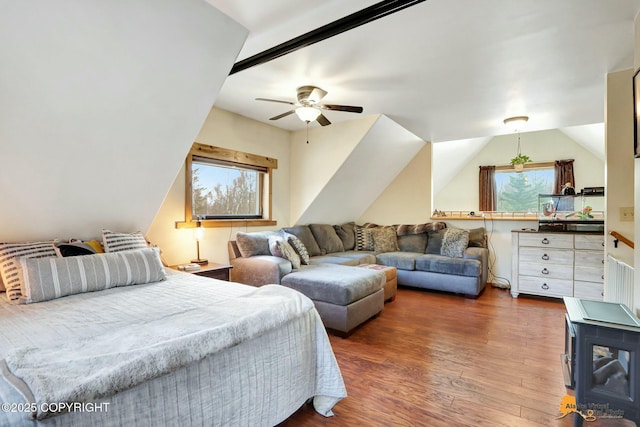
[0,272,346,425]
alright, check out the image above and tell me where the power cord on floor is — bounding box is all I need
[483,215,511,290]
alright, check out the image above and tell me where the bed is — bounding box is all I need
[0,267,346,427]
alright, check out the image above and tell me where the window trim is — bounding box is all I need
[175,143,278,229]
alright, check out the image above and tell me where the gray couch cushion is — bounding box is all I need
[376,252,420,271]
[281,264,385,306]
[309,255,359,266]
[331,251,377,265]
[397,233,428,253]
[283,225,323,256]
[415,254,480,277]
[235,231,278,257]
[309,223,344,254]
[333,222,356,250]
[468,227,487,248]
[425,229,445,254]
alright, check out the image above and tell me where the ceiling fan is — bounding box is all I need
[256,85,363,126]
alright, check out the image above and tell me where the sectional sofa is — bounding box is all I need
[227,221,489,335]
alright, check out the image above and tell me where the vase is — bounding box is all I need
[513,164,524,172]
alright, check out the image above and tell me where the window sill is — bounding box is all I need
[431,211,538,221]
[175,219,277,229]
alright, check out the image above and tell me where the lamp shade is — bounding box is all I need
[295,107,321,122]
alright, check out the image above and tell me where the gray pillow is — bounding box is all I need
[268,236,301,269]
[309,224,344,254]
[333,222,356,250]
[397,233,428,253]
[235,231,276,257]
[468,227,486,248]
[425,229,446,254]
[285,232,310,265]
[282,226,322,256]
[441,228,470,258]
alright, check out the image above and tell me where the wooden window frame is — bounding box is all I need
[175,143,277,229]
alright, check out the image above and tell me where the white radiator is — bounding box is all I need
[606,255,634,309]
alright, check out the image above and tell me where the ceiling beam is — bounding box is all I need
[229,0,426,75]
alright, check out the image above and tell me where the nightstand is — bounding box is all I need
[171,262,232,281]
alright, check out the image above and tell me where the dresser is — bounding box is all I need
[511,231,604,300]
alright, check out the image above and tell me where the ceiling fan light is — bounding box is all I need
[295,106,321,122]
[503,115,529,132]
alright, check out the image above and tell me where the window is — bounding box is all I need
[178,144,277,228]
[192,157,264,219]
[495,163,555,212]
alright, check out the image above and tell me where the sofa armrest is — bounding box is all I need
[230,255,292,286]
[464,247,489,285]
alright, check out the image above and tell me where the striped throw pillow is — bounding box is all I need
[355,226,374,251]
[19,247,166,304]
[102,229,148,253]
[0,241,58,302]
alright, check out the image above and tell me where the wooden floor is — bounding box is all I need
[280,285,636,427]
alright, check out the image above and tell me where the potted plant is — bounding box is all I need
[510,153,532,172]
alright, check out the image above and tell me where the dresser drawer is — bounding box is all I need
[574,266,604,283]
[518,247,574,265]
[519,262,573,280]
[518,276,573,298]
[574,234,604,250]
[574,250,604,267]
[573,280,604,300]
[518,233,573,249]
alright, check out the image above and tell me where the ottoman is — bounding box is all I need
[357,264,397,302]
[281,263,385,336]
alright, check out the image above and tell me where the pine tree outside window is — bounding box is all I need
[495,164,555,212]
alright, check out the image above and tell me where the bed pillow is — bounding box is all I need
[102,230,148,253]
[55,241,97,257]
[18,247,166,304]
[0,241,58,302]
[440,228,470,258]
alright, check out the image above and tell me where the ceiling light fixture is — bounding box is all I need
[295,106,321,123]
[503,115,529,132]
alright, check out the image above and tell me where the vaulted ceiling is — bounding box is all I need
[208,0,640,145]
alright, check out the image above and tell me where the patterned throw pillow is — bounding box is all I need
[355,226,374,251]
[285,233,310,265]
[370,226,399,253]
[440,228,470,258]
[102,230,148,253]
[19,248,166,304]
[0,241,58,302]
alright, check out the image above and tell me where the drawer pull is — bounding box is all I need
[602,275,605,280]
[602,259,605,264]
[541,283,549,290]
[602,242,605,247]
[541,238,550,245]
[541,268,549,275]
[541,254,549,260]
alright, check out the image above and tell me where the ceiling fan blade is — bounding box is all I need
[316,113,331,126]
[320,104,363,113]
[269,110,295,120]
[256,97,295,105]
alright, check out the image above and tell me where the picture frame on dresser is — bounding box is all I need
[633,67,640,158]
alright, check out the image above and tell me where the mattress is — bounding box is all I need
[0,271,346,426]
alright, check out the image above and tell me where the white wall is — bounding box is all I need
[0,0,247,242]
[359,144,432,225]
[434,129,605,211]
[605,69,635,267]
[146,108,291,266]
[291,115,426,225]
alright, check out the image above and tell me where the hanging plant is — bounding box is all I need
[510,153,532,166]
